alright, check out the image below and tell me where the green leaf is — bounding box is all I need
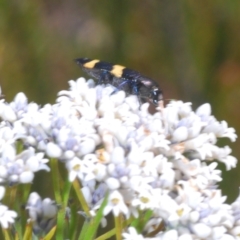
[80,192,109,240]
[42,225,56,240]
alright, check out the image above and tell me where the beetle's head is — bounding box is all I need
[151,87,163,105]
[74,58,91,66]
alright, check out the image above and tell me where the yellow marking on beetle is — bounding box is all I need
[110,65,126,77]
[83,59,100,69]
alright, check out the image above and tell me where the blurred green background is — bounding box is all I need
[1,0,240,202]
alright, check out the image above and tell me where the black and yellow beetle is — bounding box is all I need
[75,58,163,106]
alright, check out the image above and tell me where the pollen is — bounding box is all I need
[73,164,81,171]
[96,148,109,163]
[111,198,120,205]
[140,196,150,203]
[177,208,184,216]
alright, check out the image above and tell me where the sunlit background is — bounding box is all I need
[1,1,240,202]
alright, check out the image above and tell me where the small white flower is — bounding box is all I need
[46,142,62,158]
[105,177,120,190]
[196,103,211,117]
[42,198,58,219]
[103,190,128,217]
[219,154,237,171]
[26,192,42,221]
[172,126,188,142]
[26,192,58,234]
[157,194,179,220]
[110,147,125,164]
[176,158,201,177]
[191,223,212,238]
[0,103,17,122]
[11,92,28,116]
[122,227,145,240]
[131,189,159,210]
[158,167,175,189]
[129,175,153,192]
[1,144,16,161]
[19,171,34,183]
[0,205,17,229]
[159,229,178,240]
[178,233,193,240]
[178,102,192,117]
[219,235,236,240]
[230,226,240,237]
[211,226,227,239]
[25,152,50,172]
[66,157,87,182]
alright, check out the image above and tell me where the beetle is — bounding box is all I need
[75,58,163,106]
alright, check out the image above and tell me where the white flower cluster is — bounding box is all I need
[26,192,58,234]
[0,78,239,239]
[0,91,50,185]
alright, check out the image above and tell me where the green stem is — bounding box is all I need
[114,214,122,240]
[95,229,116,240]
[2,229,10,240]
[72,179,90,217]
[50,158,64,239]
[50,158,62,203]
[96,215,133,240]
[20,183,31,231]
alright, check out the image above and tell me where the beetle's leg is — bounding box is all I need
[130,80,144,106]
[98,70,113,85]
[131,82,139,95]
[110,80,129,95]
